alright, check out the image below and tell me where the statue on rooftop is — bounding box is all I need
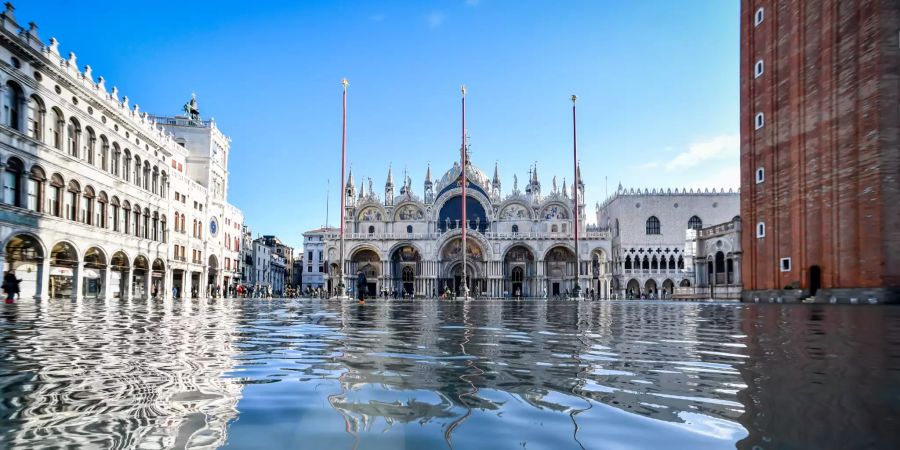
[183,93,200,122]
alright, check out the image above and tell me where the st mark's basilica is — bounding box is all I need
[321,157,615,299]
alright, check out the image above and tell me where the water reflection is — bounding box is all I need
[0,298,243,449]
[1,299,898,449]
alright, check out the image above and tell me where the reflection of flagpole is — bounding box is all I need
[337,79,348,298]
[460,85,469,299]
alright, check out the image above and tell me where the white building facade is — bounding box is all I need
[301,227,333,292]
[596,186,740,299]
[320,160,614,298]
[0,6,243,300]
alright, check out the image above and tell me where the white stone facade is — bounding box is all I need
[319,160,614,298]
[596,186,740,298]
[301,227,333,292]
[0,7,243,300]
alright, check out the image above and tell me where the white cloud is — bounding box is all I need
[426,12,445,28]
[685,165,740,190]
[665,134,739,171]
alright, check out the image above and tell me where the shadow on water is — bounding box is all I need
[0,298,898,449]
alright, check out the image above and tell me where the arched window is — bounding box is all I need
[143,162,150,191]
[756,222,765,238]
[651,256,659,270]
[2,157,23,206]
[47,173,63,217]
[110,196,120,231]
[624,255,632,270]
[755,112,764,130]
[111,143,121,176]
[99,135,109,171]
[122,200,131,234]
[26,166,45,212]
[66,117,81,158]
[646,216,661,235]
[51,107,64,150]
[551,224,558,233]
[677,256,684,270]
[152,211,159,241]
[368,225,375,234]
[512,224,519,234]
[641,256,650,270]
[81,185,94,225]
[133,155,141,186]
[132,204,141,237]
[160,171,168,197]
[754,60,764,78]
[688,215,703,230]
[84,127,96,164]
[65,180,80,221]
[406,225,413,234]
[96,191,108,228]
[4,81,23,131]
[151,167,159,195]
[160,215,167,243]
[27,94,45,140]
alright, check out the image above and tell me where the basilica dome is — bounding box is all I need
[434,161,492,195]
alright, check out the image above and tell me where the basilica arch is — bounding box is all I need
[543,244,577,297]
[349,246,382,297]
[503,244,536,298]
[388,243,421,297]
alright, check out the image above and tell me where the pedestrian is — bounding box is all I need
[3,270,20,302]
[356,270,367,303]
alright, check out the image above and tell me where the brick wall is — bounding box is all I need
[741,0,900,294]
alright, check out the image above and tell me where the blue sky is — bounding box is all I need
[24,0,739,249]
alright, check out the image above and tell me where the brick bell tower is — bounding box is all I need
[739,0,900,303]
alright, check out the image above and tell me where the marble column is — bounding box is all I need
[72,261,84,300]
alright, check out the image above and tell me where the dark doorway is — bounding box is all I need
[809,265,821,296]
[552,282,560,296]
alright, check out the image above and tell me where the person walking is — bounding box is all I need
[3,271,20,303]
[356,270,367,303]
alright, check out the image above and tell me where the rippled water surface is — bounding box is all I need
[1,299,899,449]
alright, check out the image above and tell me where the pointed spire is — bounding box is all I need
[562,178,568,198]
[347,165,355,188]
[386,163,394,187]
[493,161,500,184]
[425,162,432,184]
[577,161,583,185]
[532,162,539,183]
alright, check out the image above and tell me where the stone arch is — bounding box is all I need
[82,246,108,299]
[539,201,571,220]
[433,228,493,261]
[355,203,386,222]
[3,232,46,299]
[392,201,426,221]
[48,241,80,299]
[432,187,494,223]
[503,244,536,298]
[662,279,675,298]
[625,278,641,299]
[539,242,576,261]
[498,200,533,220]
[152,258,166,298]
[644,279,659,298]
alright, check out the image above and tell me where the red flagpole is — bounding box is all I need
[572,94,579,297]
[338,78,348,296]
[461,85,469,298]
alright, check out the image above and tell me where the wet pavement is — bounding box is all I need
[0,298,898,449]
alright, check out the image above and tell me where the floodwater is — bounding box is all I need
[0,299,898,450]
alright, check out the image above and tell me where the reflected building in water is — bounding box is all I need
[0,298,244,448]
